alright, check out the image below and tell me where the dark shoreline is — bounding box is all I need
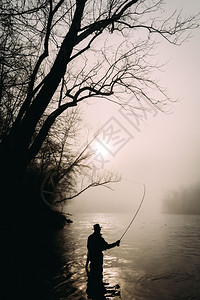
[0,211,74,300]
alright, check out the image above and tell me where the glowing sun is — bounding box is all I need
[93,140,109,158]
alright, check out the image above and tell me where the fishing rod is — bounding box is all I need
[119,182,146,241]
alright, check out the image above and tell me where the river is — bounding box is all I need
[50,212,200,300]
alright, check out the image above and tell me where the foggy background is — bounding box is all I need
[66,0,200,216]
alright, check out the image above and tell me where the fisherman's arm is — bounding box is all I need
[108,240,120,249]
[102,238,120,250]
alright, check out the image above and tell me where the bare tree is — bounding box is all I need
[36,110,120,208]
[0,1,199,219]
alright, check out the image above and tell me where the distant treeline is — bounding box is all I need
[162,184,200,215]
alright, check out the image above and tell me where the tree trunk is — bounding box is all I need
[4,0,86,170]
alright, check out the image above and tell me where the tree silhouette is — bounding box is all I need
[0,1,199,226]
[162,184,200,215]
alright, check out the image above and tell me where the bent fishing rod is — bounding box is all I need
[119,182,146,241]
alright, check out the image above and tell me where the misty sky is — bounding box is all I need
[67,1,200,215]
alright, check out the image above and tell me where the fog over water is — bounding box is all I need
[67,1,200,215]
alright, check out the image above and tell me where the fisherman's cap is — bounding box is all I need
[93,224,101,230]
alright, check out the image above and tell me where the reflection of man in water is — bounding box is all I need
[86,224,120,279]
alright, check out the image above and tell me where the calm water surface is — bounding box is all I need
[53,213,200,300]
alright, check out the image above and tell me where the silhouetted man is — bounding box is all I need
[86,224,120,280]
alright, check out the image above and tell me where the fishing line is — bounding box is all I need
[119,180,146,241]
